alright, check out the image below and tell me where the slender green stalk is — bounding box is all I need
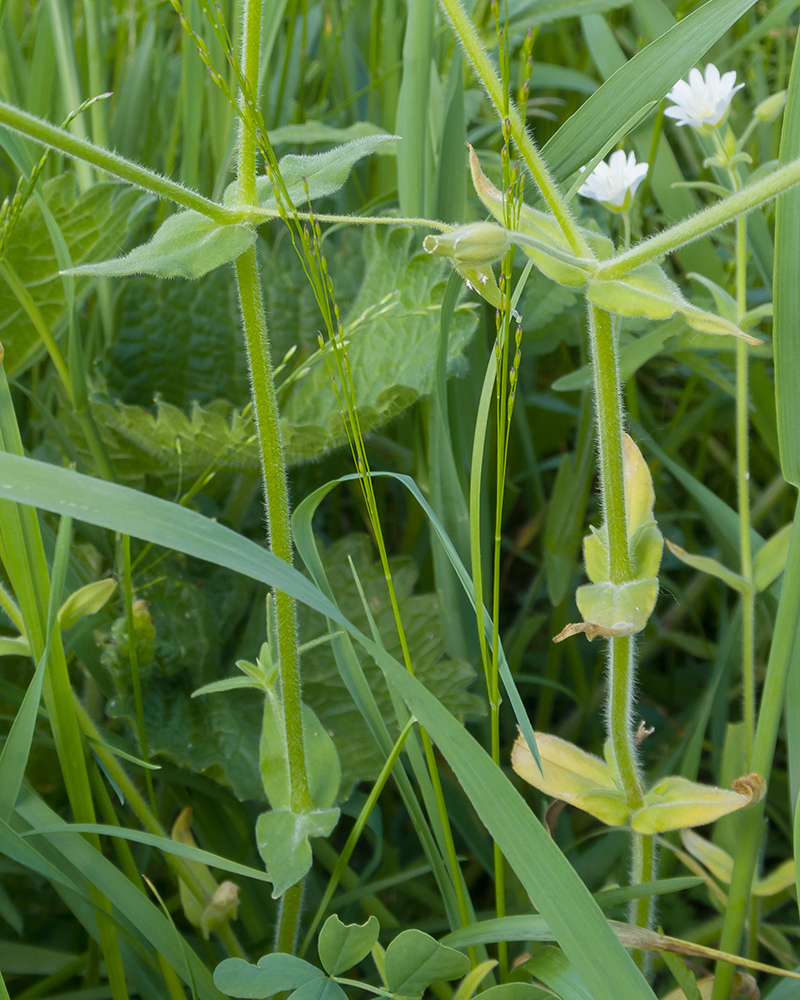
[734,215,755,769]
[607,636,643,807]
[436,0,591,257]
[0,100,237,223]
[599,155,800,278]
[712,496,800,1000]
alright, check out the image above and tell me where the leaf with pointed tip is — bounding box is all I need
[665,540,749,594]
[65,211,256,279]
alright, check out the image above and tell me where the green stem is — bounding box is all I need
[235,247,312,815]
[711,495,800,1000]
[275,882,305,954]
[734,213,755,769]
[436,0,591,257]
[588,306,630,582]
[608,636,643,807]
[630,835,657,969]
[0,100,236,223]
[599,155,800,278]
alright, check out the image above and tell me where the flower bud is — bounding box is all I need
[755,90,787,124]
[423,223,509,267]
[201,880,240,939]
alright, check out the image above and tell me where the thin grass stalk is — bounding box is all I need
[711,495,800,999]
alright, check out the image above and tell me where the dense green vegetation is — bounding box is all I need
[1,0,800,999]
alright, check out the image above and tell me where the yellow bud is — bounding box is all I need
[200,880,240,939]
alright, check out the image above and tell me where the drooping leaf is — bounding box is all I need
[631,774,765,834]
[0,176,143,375]
[255,807,340,897]
[383,929,471,997]
[317,914,380,976]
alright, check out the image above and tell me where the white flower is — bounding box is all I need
[665,63,744,134]
[577,150,648,212]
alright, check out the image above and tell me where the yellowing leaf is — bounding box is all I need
[680,829,734,884]
[575,577,659,636]
[58,578,117,630]
[171,806,217,928]
[753,858,796,897]
[631,773,764,834]
[511,731,629,826]
[623,434,655,536]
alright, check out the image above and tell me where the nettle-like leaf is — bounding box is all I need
[280,226,477,463]
[101,535,482,799]
[512,732,765,833]
[556,435,663,642]
[587,262,761,346]
[0,176,143,375]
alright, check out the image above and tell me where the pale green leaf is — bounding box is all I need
[255,807,340,897]
[753,523,793,592]
[318,915,380,976]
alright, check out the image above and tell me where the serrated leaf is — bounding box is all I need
[223,134,397,210]
[280,226,477,463]
[383,929,471,996]
[0,176,142,375]
[588,263,761,345]
[255,807,340,897]
[318,915,380,976]
[214,955,322,999]
[65,210,256,279]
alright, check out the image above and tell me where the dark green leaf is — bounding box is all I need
[384,929,471,996]
[214,954,323,999]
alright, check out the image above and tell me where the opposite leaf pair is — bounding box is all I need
[512,731,765,833]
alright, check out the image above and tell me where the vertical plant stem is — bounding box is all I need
[712,496,800,1000]
[436,0,592,257]
[587,304,654,937]
[734,214,756,768]
[233,0,312,949]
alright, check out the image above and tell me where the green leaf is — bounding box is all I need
[665,540,749,594]
[65,210,256,279]
[318,915,380,976]
[214,955,323,999]
[587,263,759,345]
[775,27,800,487]
[290,980,348,1000]
[575,578,659,636]
[384,929,471,996]
[280,227,477,463]
[260,698,341,811]
[268,121,393,147]
[0,176,142,375]
[753,523,793,592]
[661,952,702,1000]
[255,807,340,898]
[524,948,593,1000]
[476,985,550,1000]
[224,134,397,210]
[57,578,117,630]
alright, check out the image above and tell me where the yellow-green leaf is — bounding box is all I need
[57,578,117,630]
[665,540,749,594]
[631,774,764,834]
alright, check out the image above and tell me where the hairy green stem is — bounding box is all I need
[0,100,236,223]
[599,155,800,278]
[436,0,591,257]
[711,496,800,999]
[608,636,643,807]
[588,306,630,582]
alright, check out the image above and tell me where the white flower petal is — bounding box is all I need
[665,63,743,132]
